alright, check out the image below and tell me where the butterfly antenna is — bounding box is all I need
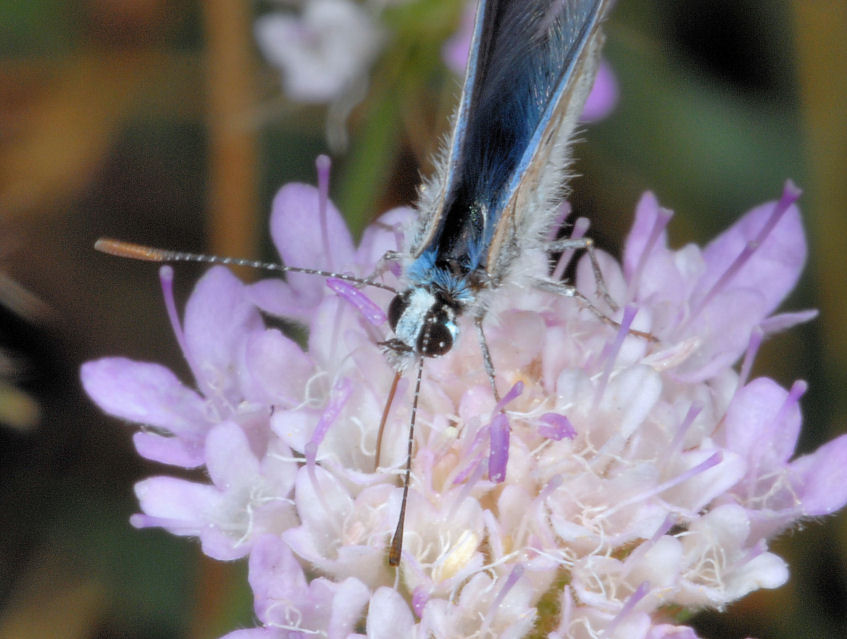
[388,357,424,566]
[94,238,398,293]
[374,370,402,471]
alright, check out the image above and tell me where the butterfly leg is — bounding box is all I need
[364,250,402,284]
[533,278,656,342]
[474,315,501,402]
[546,236,618,312]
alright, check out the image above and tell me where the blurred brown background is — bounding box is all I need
[0,1,845,637]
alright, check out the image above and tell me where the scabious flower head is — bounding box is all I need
[83,170,847,637]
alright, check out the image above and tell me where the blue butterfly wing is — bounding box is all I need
[412,0,609,285]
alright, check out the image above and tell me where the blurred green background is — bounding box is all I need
[0,1,844,637]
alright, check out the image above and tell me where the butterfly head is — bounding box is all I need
[381,286,461,371]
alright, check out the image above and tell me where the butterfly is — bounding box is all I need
[96,0,616,566]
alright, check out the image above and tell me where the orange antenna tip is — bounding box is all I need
[95,238,169,262]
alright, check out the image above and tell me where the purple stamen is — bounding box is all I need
[495,380,524,413]
[601,581,650,638]
[552,216,590,281]
[411,586,429,617]
[739,327,764,388]
[326,277,386,325]
[451,453,485,486]
[593,304,638,405]
[488,413,510,482]
[773,380,807,432]
[624,515,676,569]
[627,206,673,300]
[158,266,200,386]
[316,154,333,270]
[547,201,573,241]
[487,563,525,618]
[665,402,703,457]
[604,452,722,518]
[538,474,563,501]
[690,181,802,321]
[538,412,577,440]
[304,377,353,467]
[449,458,486,519]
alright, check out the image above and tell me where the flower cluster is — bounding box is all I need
[83,171,847,638]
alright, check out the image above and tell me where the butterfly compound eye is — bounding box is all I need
[419,301,459,357]
[387,292,410,332]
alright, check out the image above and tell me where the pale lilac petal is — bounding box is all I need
[325,578,371,638]
[622,192,668,281]
[293,465,353,546]
[132,476,249,560]
[248,534,308,614]
[248,534,371,636]
[242,329,313,406]
[758,309,818,335]
[182,267,264,406]
[672,288,769,382]
[271,408,316,454]
[132,431,205,467]
[723,377,801,468]
[647,624,700,639]
[246,183,356,320]
[441,2,475,74]
[244,277,308,322]
[725,551,789,599]
[82,358,210,466]
[356,206,415,266]
[697,197,806,319]
[81,358,207,433]
[219,630,280,639]
[580,59,618,122]
[269,183,355,295]
[790,434,847,516]
[367,588,415,639]
[205,422,261,490]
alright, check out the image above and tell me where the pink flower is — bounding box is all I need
[83,173,847,637]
